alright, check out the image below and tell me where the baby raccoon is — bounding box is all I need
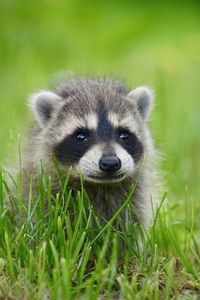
[23,77,157,229]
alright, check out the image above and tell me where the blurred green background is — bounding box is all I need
[0,0,199,207]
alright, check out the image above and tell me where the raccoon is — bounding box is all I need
[22,77,157,229]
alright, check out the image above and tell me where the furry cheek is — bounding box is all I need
[74,144,104,178]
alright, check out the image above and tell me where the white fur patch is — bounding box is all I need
[86,113,98,129]
[107,112,119,128]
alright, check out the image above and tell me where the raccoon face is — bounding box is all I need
[29,81,154,183]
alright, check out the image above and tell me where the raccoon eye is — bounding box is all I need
[119,130,129,140]
[76,132,88,142]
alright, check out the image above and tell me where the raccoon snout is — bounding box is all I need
[99,156,121,172]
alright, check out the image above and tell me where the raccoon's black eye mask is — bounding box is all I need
[53,128,95,164]
[53,124,143,165]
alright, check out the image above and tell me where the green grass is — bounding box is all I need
[0,1,200,299]
[0,167,199,299]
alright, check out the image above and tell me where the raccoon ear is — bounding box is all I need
[28,91,62,128]
[127,87,154,120]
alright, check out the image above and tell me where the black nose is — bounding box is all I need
[99,156,121,172]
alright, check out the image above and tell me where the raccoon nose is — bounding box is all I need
[99,156,121,172]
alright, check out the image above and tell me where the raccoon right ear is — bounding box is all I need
[127,86,154,120]
[28,91,62,128]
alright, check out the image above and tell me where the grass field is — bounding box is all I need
[0,1,200,299]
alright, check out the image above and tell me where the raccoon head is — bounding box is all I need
[29,80,154,183]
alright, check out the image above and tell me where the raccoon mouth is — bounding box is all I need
[87,173,125,183]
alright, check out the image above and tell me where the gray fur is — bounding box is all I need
[22,77,158,230]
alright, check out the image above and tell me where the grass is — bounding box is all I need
[0,0,200,299]
[0,166,199,299]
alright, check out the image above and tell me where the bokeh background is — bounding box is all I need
[0,1,199,214]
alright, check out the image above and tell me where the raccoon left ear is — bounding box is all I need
[127,86,154,120]
[28,91,62,128]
